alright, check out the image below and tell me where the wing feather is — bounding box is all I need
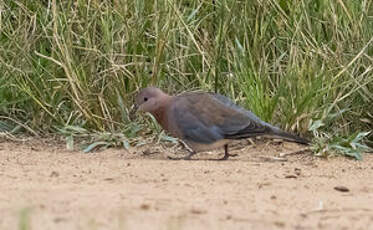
[170,93,273,143]
[208,93,272,139]
[172,100,223,144]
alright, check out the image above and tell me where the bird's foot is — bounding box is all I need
[217,153,238,161]
[167,152,196,160]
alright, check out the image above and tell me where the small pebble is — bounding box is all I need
[190,208,206,214]
[140,204,150,210]
[50,171,59,177]
[334,186,350,192]
[274,221,285,227]
[294,168,301,176]
[285,175,297,179]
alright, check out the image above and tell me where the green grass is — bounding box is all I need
[18,207,31,230]
[1,0,372,158]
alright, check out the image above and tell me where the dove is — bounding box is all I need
[133,87,310,160]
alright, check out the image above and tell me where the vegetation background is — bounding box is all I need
[0,0,372,159]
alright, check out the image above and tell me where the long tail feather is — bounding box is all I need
[269,127,310,145]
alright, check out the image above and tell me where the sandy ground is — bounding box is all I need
[1,138,373,230]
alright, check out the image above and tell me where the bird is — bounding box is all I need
[133,87,310,160]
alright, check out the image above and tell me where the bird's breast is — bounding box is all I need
[152,106,178,137]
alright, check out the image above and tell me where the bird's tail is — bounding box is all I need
[269,126,310,145]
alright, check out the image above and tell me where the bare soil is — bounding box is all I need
[1,138,373,230]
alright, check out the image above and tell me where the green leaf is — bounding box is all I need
[83,141,109,153]
[160,133,179,143]
[122,139,130,150]
[308,120,324,132]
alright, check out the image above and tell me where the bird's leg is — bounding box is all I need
[167,150,196,160]
[218,145,238,160]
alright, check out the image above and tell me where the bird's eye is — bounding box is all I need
[144,97,148,102]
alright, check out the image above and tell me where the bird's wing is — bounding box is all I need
[171,99,224,144]
[208,93,272,138]
[210,93,310,144]
[171,93,271,142]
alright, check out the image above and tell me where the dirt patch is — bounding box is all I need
[1,138,373,230]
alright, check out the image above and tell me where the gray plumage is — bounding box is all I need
[134,87,310,160]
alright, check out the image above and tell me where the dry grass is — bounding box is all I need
[0,0,372,158]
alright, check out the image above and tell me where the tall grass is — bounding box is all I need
[0,0,372,156]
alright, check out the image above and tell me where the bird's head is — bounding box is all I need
[133,87,168,113]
